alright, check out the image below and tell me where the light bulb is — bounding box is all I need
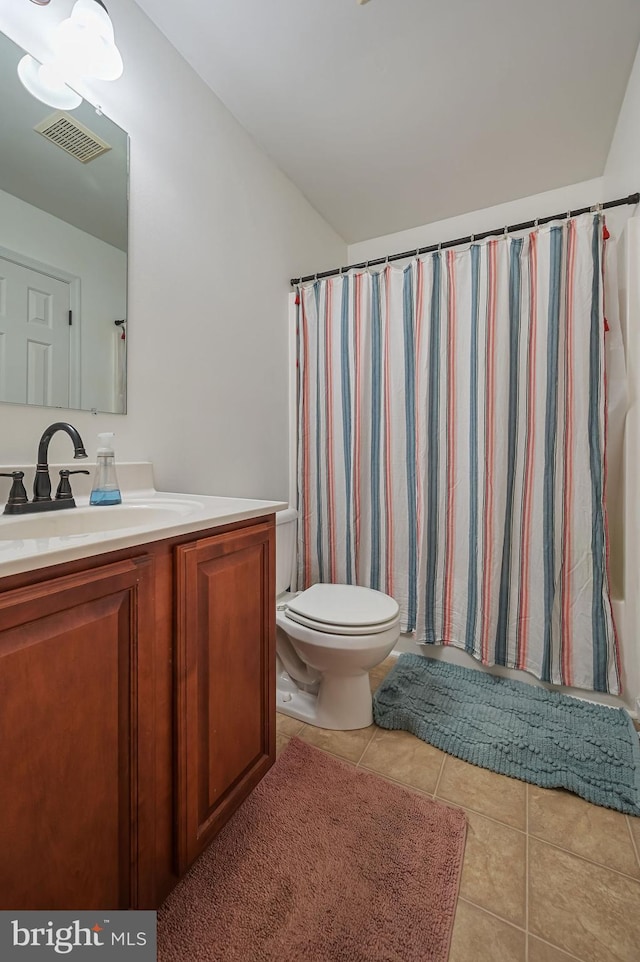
[17,54,83,110]
[51,0,123,82]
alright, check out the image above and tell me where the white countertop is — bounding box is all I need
[0,462,286,579]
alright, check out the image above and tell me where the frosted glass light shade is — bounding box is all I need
[51,0,123,82]
[17,55,83,110]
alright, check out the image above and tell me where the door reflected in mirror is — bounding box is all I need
[0,30,128,415]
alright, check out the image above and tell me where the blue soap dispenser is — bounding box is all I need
[90,432,122,506]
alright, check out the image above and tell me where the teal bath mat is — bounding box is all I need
[373,653,640,815]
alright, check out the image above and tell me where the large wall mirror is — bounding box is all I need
[0,30,128,415]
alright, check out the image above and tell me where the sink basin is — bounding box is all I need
[0,459,285,580]
[0,499,203,541]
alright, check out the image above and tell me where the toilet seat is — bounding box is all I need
[284,583,400,636]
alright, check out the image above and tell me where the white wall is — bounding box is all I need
[0,188,126,414]
[604,42,640,203]
[603,42,640,715]
[348,178,606,263]
[0,0,346,500]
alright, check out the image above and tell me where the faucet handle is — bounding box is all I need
[0,471,28,507]
[55,469,91,502]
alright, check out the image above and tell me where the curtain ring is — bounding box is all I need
[314,273,318,282]
[470,234,475,243]
[415,248,420,258]
[504,225,509,237]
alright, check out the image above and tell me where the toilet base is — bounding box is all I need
[276,668,374,730]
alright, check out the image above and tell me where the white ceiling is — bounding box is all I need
[133,0,640,244]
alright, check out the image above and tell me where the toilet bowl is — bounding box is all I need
[275,510,400,730]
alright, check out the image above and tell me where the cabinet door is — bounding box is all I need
[175,521,275,872]
[0,557,155,910]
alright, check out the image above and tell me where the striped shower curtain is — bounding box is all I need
[296,213,621,694]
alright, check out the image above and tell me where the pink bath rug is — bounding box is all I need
[158,736,467,962]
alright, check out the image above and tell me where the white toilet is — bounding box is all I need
[275,509,401,730]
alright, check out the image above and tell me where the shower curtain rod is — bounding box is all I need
[290,191,639,287]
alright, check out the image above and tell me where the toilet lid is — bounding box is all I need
[285,583,399,634]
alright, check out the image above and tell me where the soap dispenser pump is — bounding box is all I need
[90,432,122,506]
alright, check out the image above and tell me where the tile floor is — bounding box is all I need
[275,657,640,962]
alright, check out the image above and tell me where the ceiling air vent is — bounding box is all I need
[33,111,112,164]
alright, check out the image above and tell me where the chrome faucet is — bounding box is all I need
[0,422,89,516]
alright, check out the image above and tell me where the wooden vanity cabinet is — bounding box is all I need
[0,556,157,911]
[175,521,275,872]
[0,514,276,911]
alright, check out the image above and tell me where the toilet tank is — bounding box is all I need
[275,508,297,595]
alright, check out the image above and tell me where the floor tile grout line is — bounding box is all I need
[528,833,640,884]
[457,896,526,934]
[627,815,640,870]
[432,753,447,798]
[356,767,436,798]
[276,724,304,739]
[354,727,378,766]
[360,774,530,829]
[304,736,443,799]
[432,794,527,834]
[528,933,589,962]
[276,718,306,738]
[297,741,359,766]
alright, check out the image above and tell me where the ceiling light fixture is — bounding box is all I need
[17,55,83,109]
[19,0,124,110]
[51,0,123,82]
